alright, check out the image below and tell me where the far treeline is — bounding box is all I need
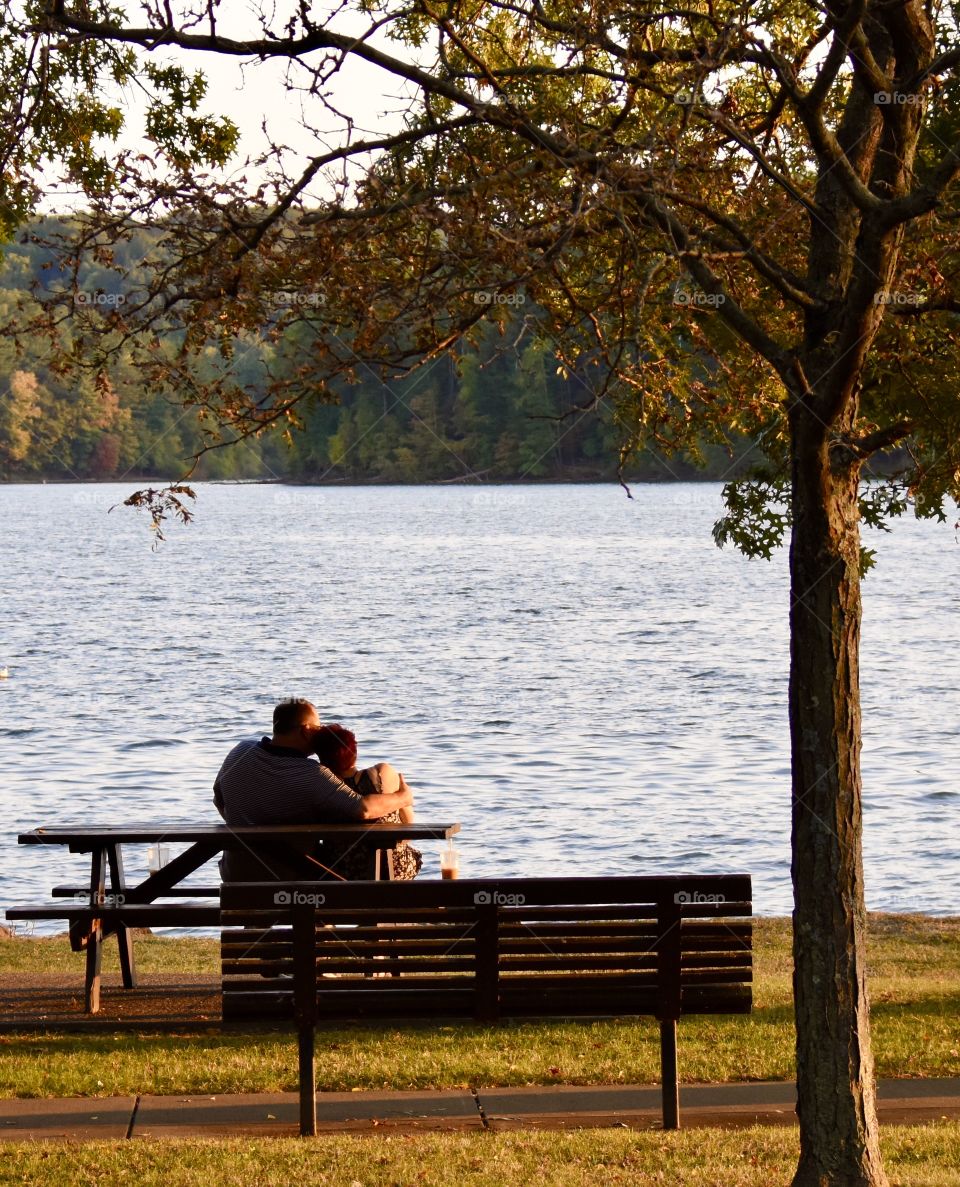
[0,220,756,484]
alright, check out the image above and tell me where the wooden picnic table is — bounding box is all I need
[10,822,460,1013]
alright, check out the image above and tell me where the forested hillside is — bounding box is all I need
[1,221,748,483]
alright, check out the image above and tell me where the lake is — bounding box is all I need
[0,481,957,925]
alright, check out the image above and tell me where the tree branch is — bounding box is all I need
[654,185,822,310]
[618,176,791,373]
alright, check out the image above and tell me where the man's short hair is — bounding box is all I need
[273,698,316,735]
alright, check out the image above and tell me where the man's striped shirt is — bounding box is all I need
[213,737,365,826]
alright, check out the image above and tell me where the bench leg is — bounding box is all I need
[107,843,137,989]
[298,1025,316,1136]
[84,848,107,1014]
[84,926,103,1014]
[293,903,318,1136]
[660,1019,680,1130]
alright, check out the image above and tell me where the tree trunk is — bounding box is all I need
[789,407,887,1187]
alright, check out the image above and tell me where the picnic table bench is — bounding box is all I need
[220,873,753,1134]
[5,822,460,1012]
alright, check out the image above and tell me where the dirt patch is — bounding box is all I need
[0,972,221,1030]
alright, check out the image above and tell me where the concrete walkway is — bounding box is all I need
[1,1079,959,1139]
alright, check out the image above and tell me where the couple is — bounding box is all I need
[213,698,422,881]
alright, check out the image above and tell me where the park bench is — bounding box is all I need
[220,873,753,1135]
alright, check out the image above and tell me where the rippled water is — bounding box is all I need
[1,481,957,926]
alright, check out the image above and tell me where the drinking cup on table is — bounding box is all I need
[440,842,460,880]
[147,844,170,873]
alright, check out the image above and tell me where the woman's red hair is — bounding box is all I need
[314,723,357,776]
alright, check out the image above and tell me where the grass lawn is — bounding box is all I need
[0,915,958,1098]
[2,1125,960,1187]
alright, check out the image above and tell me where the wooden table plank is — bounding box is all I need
[18,823,460,846]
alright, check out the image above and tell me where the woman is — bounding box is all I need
[313,724,422,880]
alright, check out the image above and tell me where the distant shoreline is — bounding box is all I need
[0,474,727,487]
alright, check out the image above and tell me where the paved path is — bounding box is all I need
[1,1079,959,1139]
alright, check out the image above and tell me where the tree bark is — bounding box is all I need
[789,404,887,1187]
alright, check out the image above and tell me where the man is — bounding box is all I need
[214,698,413,879]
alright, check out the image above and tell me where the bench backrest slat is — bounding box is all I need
[222,874,751,909]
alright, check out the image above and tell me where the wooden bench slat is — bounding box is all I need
[220,907,479,924]
[227,985,744,1018]
[224,935,469,948]
[223,944,480,964]
[225,960,663,977]
[220,875,751,910]
[224,937,751,959]
[223,961,752,981]
[502,955,752,974]
[224,993,480,1022]
[223,957,480,975]
[493,906,663,922]
[220,932,479,954]
[224,970,744,994]
[220,919,753,942]
[680,921,753,934]
[499,937,748,955]
[219,943,750,965]
[680,953,753,969]
[222,942,479,960]
[497,902,753,921]
[223,955,752,976]
[220,935,753,959]
[678,967,754,984]
[220,918,752,935]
